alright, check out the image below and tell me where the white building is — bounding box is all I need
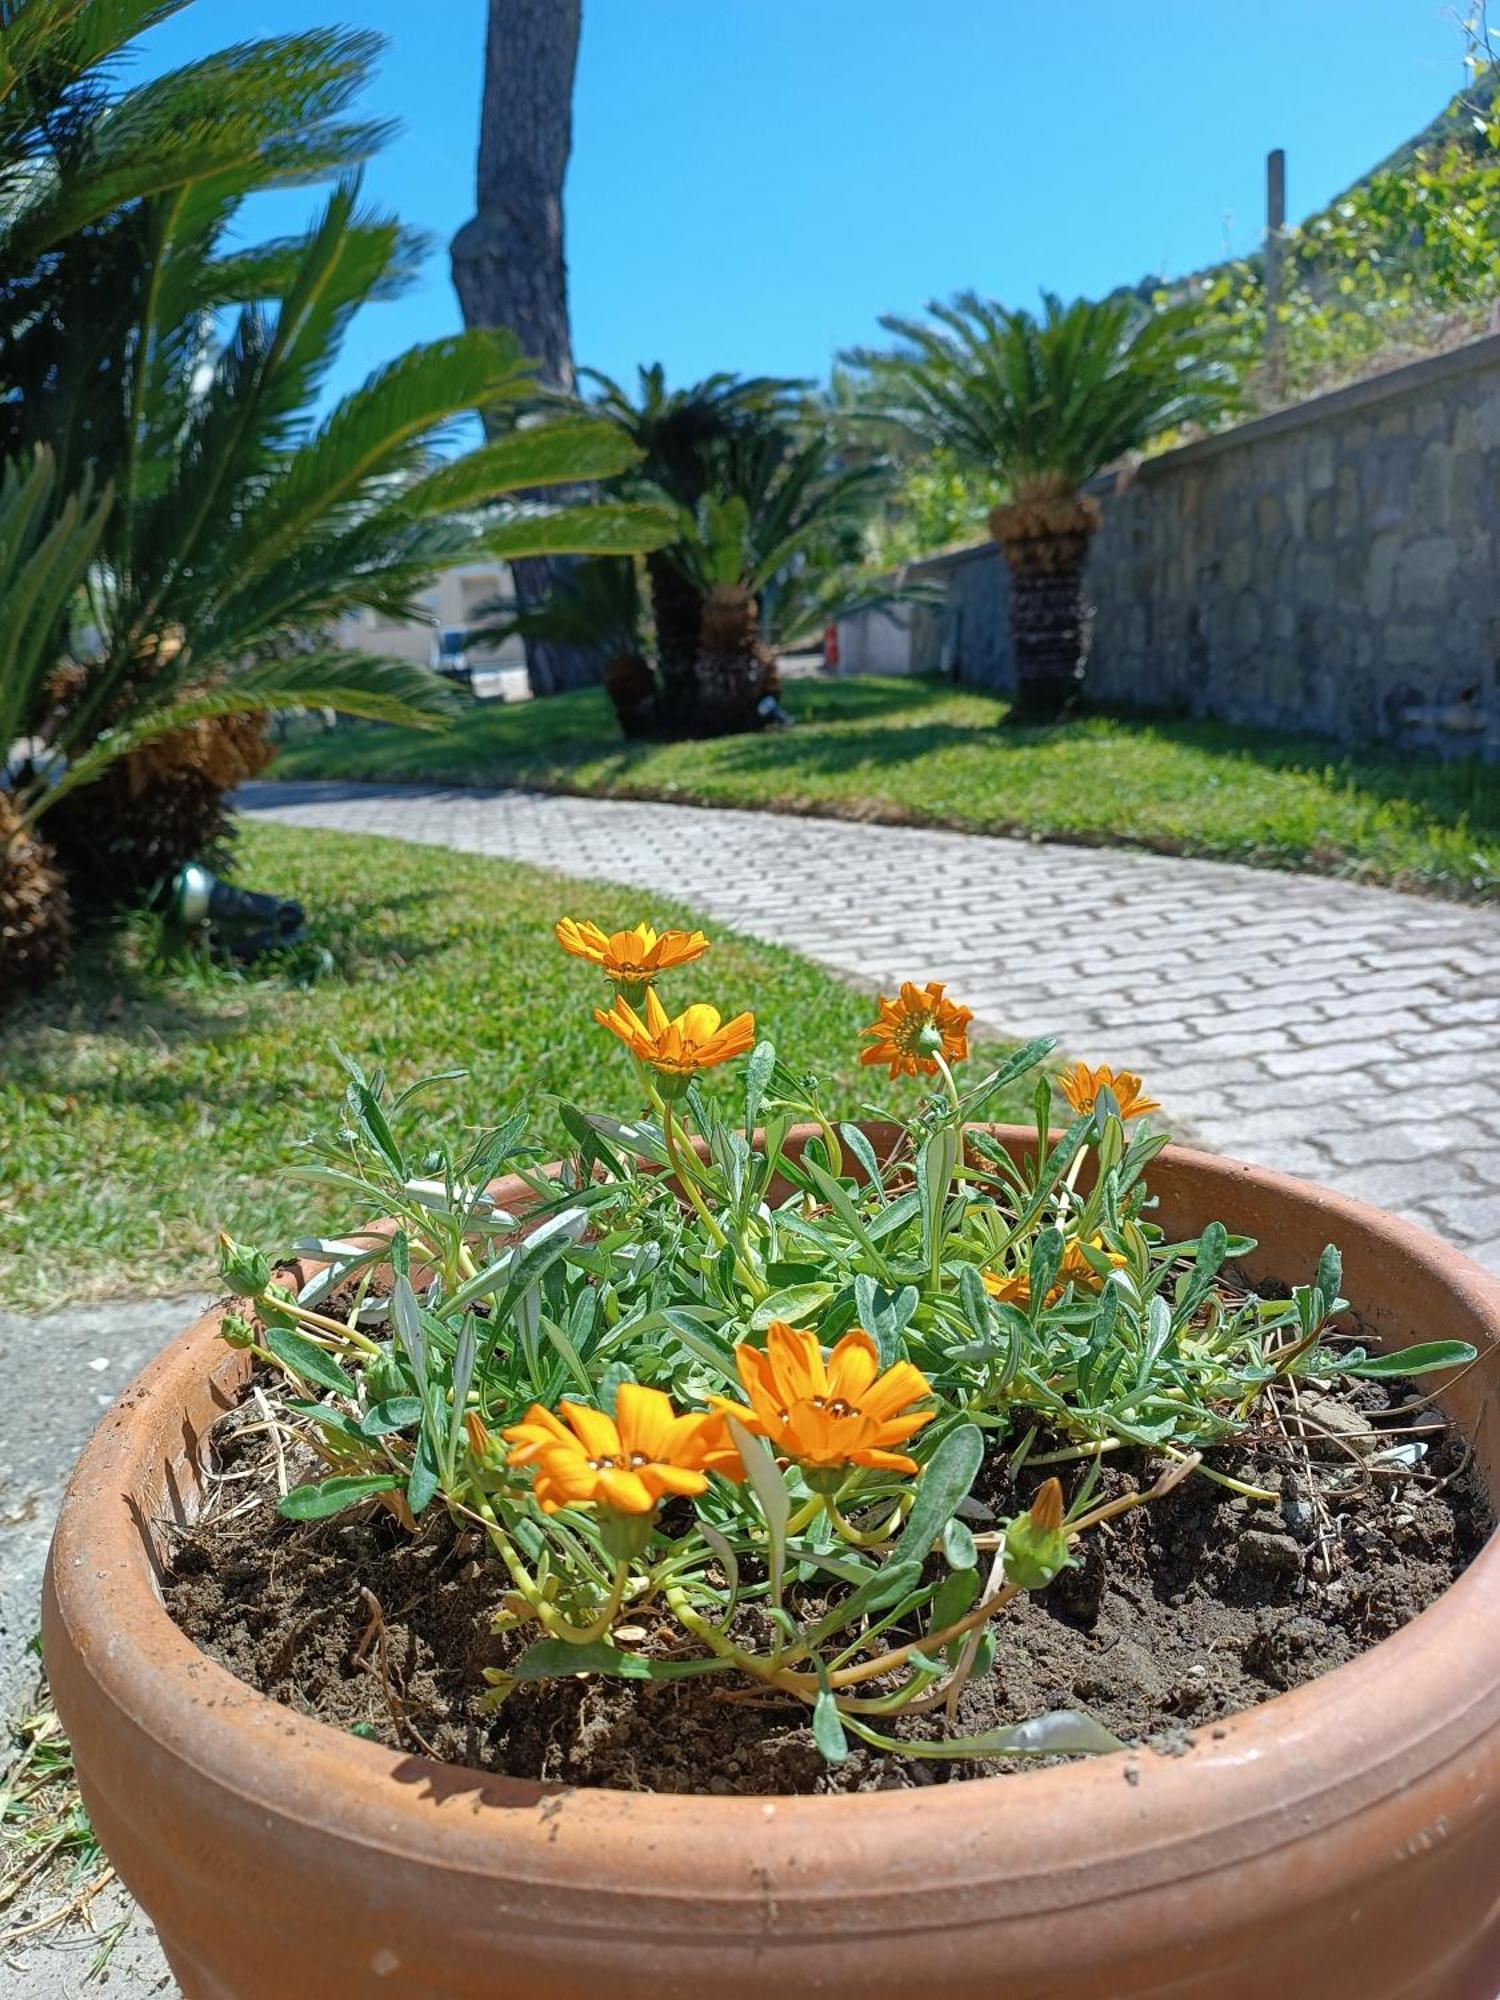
[335,562,529,693]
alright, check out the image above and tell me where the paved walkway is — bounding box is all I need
[241,781,1500,1273]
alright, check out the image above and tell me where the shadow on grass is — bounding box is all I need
[5,890,454,1058]
[693,699,1500,843]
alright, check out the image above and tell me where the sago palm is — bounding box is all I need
[584,365,805,717]
[0,4,671,980]
[0,2,671,934]
[669,427,889,736]
[847,291,1237,720]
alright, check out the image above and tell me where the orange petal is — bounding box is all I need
[860,1360,933,1422]
[827,1329,880,1401]
[615,1383,675,1461]
[598,1467,655,1513]
[559,1401,621,1461]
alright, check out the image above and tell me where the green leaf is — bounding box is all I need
[513,1639,653,1681]
[744,1040,776,1135]
[801,1560,922,1648]
[812,1686,849,1763]
[406,1424,441,1515]
[356,1396,424,1437]
[853,1275,919,1366]
[943,1516,978,1570]
[263,1326,356,1397]
[900,1423,984,1559]
[751,1282,836,1332]
[279,1473,400,1521]
[391,1272,425,1384]
[728,1417,790,1607]
[839,1122,883,1193]
[1316,1243,1343,1307]
[1334,1340,1477,1379]
[843,1707,1124,1761]
[511,1639,726,1683]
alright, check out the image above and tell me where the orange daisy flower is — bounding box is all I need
[556,918,708,996]
[712,1320,936,1475]
[595,985,755,1094]
[860,980,973,1079]
[502,1385,734,1516]
[983,1237,1128,1309]
[1057,1060,1160,1122]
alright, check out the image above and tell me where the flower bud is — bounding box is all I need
[465,1410,492,1460]
[217,1231,270,1298]
[1003,1477,1072,1591]
[219,1310,256,1350]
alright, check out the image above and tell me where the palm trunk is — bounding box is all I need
[44,712,273,913]
[647,552,704,725]
[989,497,1099,724]
[0,792,71,999]
[451,0,594,697]
[693,584,770,738]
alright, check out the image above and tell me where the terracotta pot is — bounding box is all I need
[44,1132,1500,2000]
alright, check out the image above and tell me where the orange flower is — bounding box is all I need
[860,980,973,1079]
[556,918,709,996]
[983,1237,1128,1308]
[595,984,755,1093]
[502,1385,734,1516]
[713,1320,936,1475]
[1057,1060,1160,1122]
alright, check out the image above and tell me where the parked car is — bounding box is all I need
[431,626,473,685]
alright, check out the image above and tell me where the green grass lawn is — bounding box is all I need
[274,675,1500,899]
[1,821,1028,1310]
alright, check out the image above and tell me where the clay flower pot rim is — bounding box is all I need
[41,1132,1500,2000]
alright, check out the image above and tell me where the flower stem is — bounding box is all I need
[827,1497,906,1548]
[663,1101,729,1251]
[262,1295,384,1359]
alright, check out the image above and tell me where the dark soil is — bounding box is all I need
[163,1366,1490,1796]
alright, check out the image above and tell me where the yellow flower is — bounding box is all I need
[860,980,973,1079]
[595,984,755,1092]
[555,918,709,995]
[502,1385,734,1516]
[712,1320,935,1475]
[1057,1060,1160,1122]
[983,1237,1128,1308]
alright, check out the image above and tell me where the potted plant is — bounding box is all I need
[44,920,1500,2000]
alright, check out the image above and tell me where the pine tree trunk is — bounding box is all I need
[451,0,595,697]
[989,497,1099,724]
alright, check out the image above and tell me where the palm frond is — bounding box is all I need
[0,448,110,755]
[475,500,678,562]
[41,649,460,816]
[845,291,1239,493]
[394,417,640,515]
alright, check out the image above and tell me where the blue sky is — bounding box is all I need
[138,1,1470,403]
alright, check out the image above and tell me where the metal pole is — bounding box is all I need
[1265,147,1286,397]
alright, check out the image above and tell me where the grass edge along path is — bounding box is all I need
[272,676,1500,902]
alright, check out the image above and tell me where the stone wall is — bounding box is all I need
[865,332,1500,756]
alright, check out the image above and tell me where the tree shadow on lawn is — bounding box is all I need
[692,702,1500,843]
[5,892,453,1057]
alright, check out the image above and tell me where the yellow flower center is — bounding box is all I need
[587,1451,652,1471]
